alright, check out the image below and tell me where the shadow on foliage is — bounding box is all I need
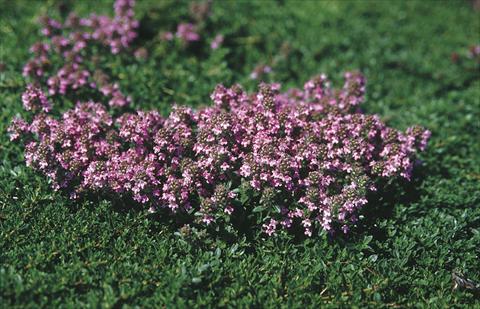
[62,159,432,253]
[346,161,430,244]
[385,59,480,97]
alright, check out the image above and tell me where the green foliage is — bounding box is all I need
[1,0,479,307]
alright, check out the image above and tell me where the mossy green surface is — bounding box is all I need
[1,0,479,307]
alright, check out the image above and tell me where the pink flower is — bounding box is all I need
[22,84,51,113]
[210,34,224,49]
[250,64,272,80]
[160,31,174,41]
[224,205,234,215]
[263,219,278,236]
[176,23,200,42]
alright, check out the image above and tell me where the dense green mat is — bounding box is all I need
[1,0,479,307]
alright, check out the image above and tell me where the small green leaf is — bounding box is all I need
[252,206,265,213]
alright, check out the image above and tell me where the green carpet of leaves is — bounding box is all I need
[1,0,479,307]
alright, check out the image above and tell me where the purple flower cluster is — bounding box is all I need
[10,72,430,237]
[22,84,51,113]
[176,23,201,42]
[210,34,224,50]
[160,23,201,43]
[162,22,201,44]
[250,64,272,80]
[23,0,138,107]
[160,1,223,49]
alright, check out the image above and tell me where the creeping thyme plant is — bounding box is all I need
[9,0,430,237]
[22,0,138,107]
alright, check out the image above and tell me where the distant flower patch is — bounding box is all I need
[23,0,138,107]
[159,0,224,50]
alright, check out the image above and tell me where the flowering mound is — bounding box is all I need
[10,72,430,236]
[9,0,431,237]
